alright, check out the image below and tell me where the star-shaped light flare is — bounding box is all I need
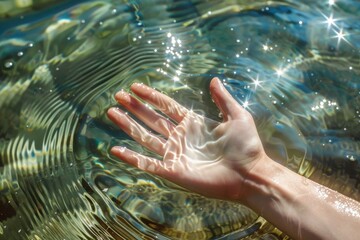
[250,75,264,90]
[320,12,340,30]
[333,27,351,47]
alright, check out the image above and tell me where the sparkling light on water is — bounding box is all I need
[275,68,286,77]
[156,32,185,83]
[1,0,360,239]
[328,0,336,6]
[250,74,264,90]
[319,11,351,48]
[333,27,350,47]
[323,13,338,29]
[311,98,338,112]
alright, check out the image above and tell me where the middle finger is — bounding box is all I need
[115,90,176,138]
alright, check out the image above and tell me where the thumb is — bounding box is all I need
[209,77,243,121]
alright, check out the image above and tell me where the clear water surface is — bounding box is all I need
[0,0,359,239]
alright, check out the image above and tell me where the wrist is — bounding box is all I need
[239,154,309,219]
[240,155,288,207]
[237,155,360,240]
[239,156,323,239]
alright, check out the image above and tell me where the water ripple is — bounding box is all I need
[0,0,360,239]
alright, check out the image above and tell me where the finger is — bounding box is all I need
[107,107,166,155]
[114,90,176,138]
[209,77,244,121]
[130,83,188,123]
[111,146,169,177]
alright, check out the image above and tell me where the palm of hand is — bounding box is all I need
[108,78,265,200]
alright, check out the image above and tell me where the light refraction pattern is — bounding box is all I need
[0,0,359,239]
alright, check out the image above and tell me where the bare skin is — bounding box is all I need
[107,77,360,240]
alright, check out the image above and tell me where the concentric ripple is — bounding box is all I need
[0,0,360,239]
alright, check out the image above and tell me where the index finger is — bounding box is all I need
[130,83,188,123]
[209,77,244,121]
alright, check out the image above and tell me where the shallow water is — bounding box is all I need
[0,0,359,239]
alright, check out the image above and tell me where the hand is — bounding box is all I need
[107,77,268,201]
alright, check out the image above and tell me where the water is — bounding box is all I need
[0,0,359,239]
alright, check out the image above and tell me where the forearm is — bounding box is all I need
[242,156,360,240]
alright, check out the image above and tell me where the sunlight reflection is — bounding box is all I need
[156,32,184,82]
[311,98,338,112]
[323,13,339,30]
[318,11,352,48]
[243,100,250,109]
[328,0,336,6]
[275,68,286,77]
[333,27,350,47]
[250,74,264,90]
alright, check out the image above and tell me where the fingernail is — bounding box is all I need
[115,90,131,103]
[118,146,126,153]
[108,107,118,115]
[107,108,122,122]
[112,146,126,153]
[133,82,150,89]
